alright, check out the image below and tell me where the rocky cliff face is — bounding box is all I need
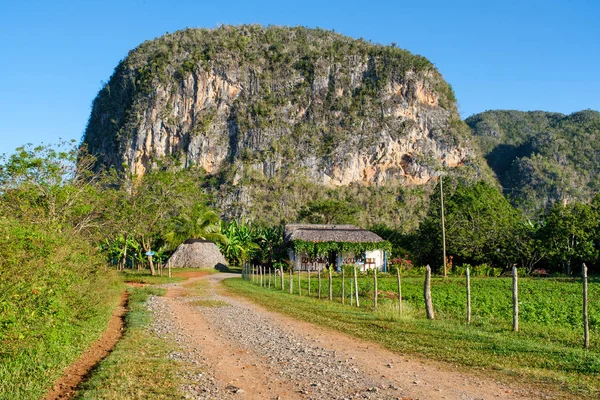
[84,25,478,189]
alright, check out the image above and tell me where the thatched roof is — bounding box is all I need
[167,240,227,269]
[284,224,384,244]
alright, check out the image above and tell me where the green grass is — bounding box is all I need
[190,299,229,308]
[119,269,186,284]
[77,287,199,399]
[0,220,123,400]
[225,276,600,399]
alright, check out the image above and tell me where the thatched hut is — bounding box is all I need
[167,239,227,270]
[284,224,390,272]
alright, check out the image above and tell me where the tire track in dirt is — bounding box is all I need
[44,291,128,400]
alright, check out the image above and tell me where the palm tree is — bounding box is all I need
[164,204,227,250]
[220,220,259,266]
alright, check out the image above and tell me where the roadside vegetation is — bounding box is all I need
[76,287,188,399]
[0,144,122,399]
[224,276,600,398]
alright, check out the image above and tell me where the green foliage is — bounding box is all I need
[297,199,360,224]
[415,179,523,270]
[468,109,600,216]
[164,203,226,250]
[0,218,121,399]
[540,202,598,274]
[219,220,260,266]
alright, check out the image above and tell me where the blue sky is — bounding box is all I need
[0,0,598,156]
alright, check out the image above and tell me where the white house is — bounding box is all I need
[284,224,389,272]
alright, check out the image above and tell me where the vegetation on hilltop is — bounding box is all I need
[467,109,600,216]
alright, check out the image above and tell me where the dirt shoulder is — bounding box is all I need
[44,291,128,400]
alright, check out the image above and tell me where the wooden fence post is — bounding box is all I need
[466,267,471,324]
[397,268,402,316]
[168,260,171,278]
[328,266,333,301]
[289,268,293,294]
[583,263,590,348]
[280,267,284,291]
[318,269,322,299]
[298,269,301,296]
[512,265,519,332]
[354,265,360,307]
[342,269,345,305]
[308,269,311,296]
[373,267,378,310]
[350,278,354,306]
[424,265,434,320]
[261,266,264,287]
[268,268,272,289]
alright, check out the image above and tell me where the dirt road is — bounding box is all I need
[147,272,552,400]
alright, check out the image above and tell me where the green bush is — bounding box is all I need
[0,218,121,399]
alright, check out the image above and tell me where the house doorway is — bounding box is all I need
[328,251,337,270]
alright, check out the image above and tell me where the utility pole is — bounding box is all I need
[440,176,447,278]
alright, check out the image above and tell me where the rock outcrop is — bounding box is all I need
[84,25,478,188]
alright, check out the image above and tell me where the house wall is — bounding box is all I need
[365,249,385,271]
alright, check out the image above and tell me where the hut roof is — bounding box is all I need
[167,240,227,269]
[284,224,384,244]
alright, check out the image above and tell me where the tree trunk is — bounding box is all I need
[142,237,155,276]
[121,239,128,271]
[424,265,434,320]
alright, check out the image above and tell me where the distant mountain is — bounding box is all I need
[467,109,600,215]
[82,25,488,226]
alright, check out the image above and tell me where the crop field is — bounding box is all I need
[227,273,600,397]
[249,270,600,352]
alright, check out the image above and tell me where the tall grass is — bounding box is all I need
[0,218,122,399]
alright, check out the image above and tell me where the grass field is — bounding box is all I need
[77,287,190,399]
[225,274,600,398]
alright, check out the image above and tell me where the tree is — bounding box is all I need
[164,203,226,249]
[112,166,210,275]
[297,199,360,224]
[415,180,522,270]
[540,202,597,275]
[219,221,259,266]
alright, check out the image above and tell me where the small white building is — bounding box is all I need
[284,224,389,272]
